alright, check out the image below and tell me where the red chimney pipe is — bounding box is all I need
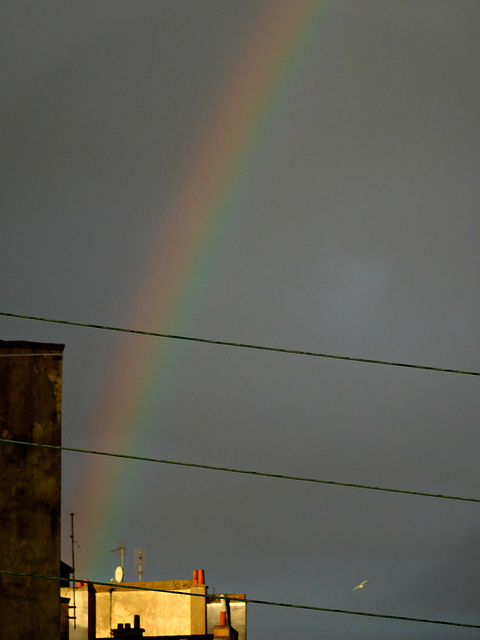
[219,611,227,626]
[198,569,205,585]
[193,570,198,584]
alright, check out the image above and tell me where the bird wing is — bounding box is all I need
[353,580,367,590]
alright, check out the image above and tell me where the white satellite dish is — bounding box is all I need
[114,566,124,583]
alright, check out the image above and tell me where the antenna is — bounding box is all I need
[110,544,126,583]
[110,544,125,569]
[132,548,147,582]
[70,513,77,629]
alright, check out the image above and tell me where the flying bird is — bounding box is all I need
[353,580,368,590]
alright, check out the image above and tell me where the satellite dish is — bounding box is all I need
[114,566,124,583]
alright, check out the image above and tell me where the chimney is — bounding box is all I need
[213,596,238,640]
[111,617,145,638]
[193,569,205,585]
[213,622,238,640]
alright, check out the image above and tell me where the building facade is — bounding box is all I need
[61,571,246,640]
[0,340,65,639]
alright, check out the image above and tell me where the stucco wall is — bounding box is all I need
[95,582,207,637]
[61,587,90,639]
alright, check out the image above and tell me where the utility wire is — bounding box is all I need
[1,311,479,376]
[0,570,478,629]
[2,438,478,504]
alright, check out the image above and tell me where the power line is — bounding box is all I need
[1,570,478,629]
[1,311,479,376]
[2,438,478,504]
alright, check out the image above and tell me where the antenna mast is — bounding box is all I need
[133,548,147,582]
[70,513,77,629]
[110,545,125,570]
[110,545,126,582]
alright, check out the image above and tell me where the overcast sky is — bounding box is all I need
[2,1,480,638]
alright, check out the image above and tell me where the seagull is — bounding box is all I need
[353,580,368,590]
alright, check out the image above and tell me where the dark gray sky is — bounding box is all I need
[2,1,480,637]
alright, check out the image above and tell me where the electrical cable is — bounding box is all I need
[0,570,478,629]
[2,438,478,504]
[1,311,479,376]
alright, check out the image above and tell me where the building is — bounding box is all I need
[61,570,246,640]
[0,340,246,639]
[0,340,65,639]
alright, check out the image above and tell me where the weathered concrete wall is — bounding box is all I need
[0,340,64,640]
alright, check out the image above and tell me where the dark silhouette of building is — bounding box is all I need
[0,340,64,639]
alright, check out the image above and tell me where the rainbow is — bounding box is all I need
[76,0,332,579]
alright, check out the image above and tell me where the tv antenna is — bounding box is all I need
[132,548,147,582]
[110,544,126,583]
[70,513,77,629]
